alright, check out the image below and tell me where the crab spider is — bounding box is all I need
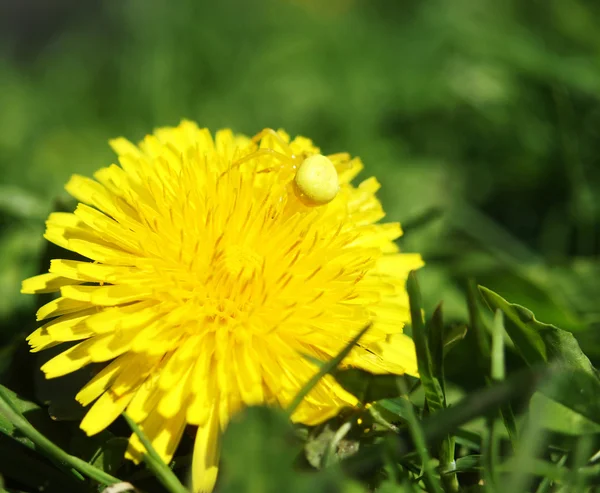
[228,128,340,206]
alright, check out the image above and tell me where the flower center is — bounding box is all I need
[222,244,262,281]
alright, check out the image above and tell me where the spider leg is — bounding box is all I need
[231,148,294,171]
[220,148,297,181]
[250,128,295,157]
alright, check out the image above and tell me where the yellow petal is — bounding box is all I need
[336,157,363,184]
[41,308,98,339]
[65,238,138,265]
[126,406,188,465]
[42,331,135,378]
[157,366,192,418]
[27,329,61,352]
[110,355,159,396]
[157,335,200,390]
[192,405,220,493]
[36,297,92,321]
[60,284,150,306]
[109,137,142,159]
[233,340,263,406]
[255,338,284,396]
[126,373,161,423]
[76,355,128,406]
[126,385,160,426]
[74,204,140,253]
[27,320,93,351]
[43,212,93,250]
[80,389,135,436]
[187,337,216,426]
[41,340,92,378]
[375,253,425,277]
[377,333,419,377]
[50,259,142,284]
[21,273,82,294]
[349,223,403,251]
[85,301,158,334]
[65,175,136,221]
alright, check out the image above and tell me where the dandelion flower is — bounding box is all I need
[22,122,423,492]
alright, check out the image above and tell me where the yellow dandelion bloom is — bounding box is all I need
[22,121,423,492]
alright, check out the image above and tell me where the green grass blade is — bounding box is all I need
[342,368,544,484]
[569,435,595,492]
[467,280,491,372]
[534,454,568,493]
[481,417,499,493]
[490,309,518,446]
[427,303,459,492]
[407,272,444,413]
[392,396,443,493]
[504,407,548,492]
[471,289,517,447]
[491,310,505,382]
[421,366,545,443]
[428,303,445,387]
[287,324,371,417]
[122,413,189,493]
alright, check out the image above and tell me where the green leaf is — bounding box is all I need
[479,286,600,426]
[420,367,544,444]
[539,369,600,427]
[0,385,120,486]
[530,392,600,435]
[221,406,360,493]
[480,285,597,374]
[374,397,414,422]
[537,324,596,375]
[442,324,468,356]
[453,430,481,451]
[478,286,547,365]
[35,352,98,422]
[334,369,411,404]
[0,436,82,493]
[407,272,444,413]
[0,384,65,452]
[441,455,482,474]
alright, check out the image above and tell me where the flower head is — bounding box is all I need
[22,122,423,491]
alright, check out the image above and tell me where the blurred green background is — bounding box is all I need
[0,0,599,383]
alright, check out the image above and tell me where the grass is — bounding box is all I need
[1,273,598,492]
[1,0,600,491]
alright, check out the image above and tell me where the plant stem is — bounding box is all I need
[123,413,189,493]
